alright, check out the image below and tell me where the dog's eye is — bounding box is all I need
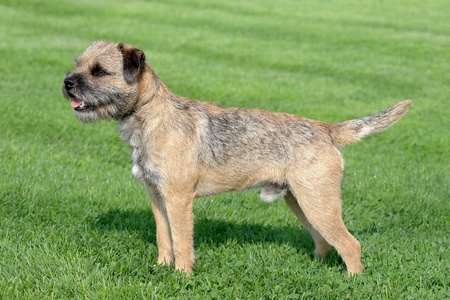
[91,64,109,77]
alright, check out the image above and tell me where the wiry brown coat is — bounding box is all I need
[63,41,412,274]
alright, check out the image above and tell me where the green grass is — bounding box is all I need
[0,0,449,298]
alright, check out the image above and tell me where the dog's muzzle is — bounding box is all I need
[63,73,91,112]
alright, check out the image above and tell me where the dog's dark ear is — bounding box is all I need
[118,43,146,84]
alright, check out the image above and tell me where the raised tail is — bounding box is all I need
[329,100,412,146]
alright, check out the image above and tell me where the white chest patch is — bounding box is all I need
[132,161,144,181]
[120,117,160,185]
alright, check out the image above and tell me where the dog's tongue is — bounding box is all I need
[71,98,81,109]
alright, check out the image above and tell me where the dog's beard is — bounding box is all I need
[74,106,114,122]
[67,85,137,122]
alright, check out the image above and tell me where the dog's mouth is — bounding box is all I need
[66,90,95,112]
[64,89,90,112]
[70,98,92,112]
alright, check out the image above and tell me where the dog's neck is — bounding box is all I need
[118,66,162,120]
[136,66,174,112]
[119,66,181,143]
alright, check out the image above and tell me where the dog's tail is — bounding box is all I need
[329,100,412,146]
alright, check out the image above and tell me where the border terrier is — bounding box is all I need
[63,41,412,274]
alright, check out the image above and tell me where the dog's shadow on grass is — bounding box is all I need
[91,208,342,268]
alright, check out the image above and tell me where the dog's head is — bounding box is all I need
[63,41,146,122]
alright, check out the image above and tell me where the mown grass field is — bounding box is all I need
[0,0,449,298]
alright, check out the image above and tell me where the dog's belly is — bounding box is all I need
[195,174,253,196]
[194,180,236,197]
[194,171,282,198]
[195,178,287,203]
[194,162,287,197]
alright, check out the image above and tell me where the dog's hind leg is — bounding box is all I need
[287,150,363,274]
[285,191,332,258]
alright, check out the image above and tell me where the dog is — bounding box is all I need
[62,41,411,274]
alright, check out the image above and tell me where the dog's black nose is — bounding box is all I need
[64,76,75,89]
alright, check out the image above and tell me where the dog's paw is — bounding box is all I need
[175,261,193,275]
[157,253,173,266]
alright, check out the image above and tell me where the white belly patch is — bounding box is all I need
[260,185,287,203]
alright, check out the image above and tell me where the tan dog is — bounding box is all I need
[63,41,412,275]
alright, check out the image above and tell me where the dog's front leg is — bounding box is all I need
[161,188,195,274]
[147,187,174,266]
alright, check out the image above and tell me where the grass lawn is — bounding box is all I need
[0,0,449,298]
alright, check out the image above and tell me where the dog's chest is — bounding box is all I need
[120,119,160,185]
[130,140,145,182]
